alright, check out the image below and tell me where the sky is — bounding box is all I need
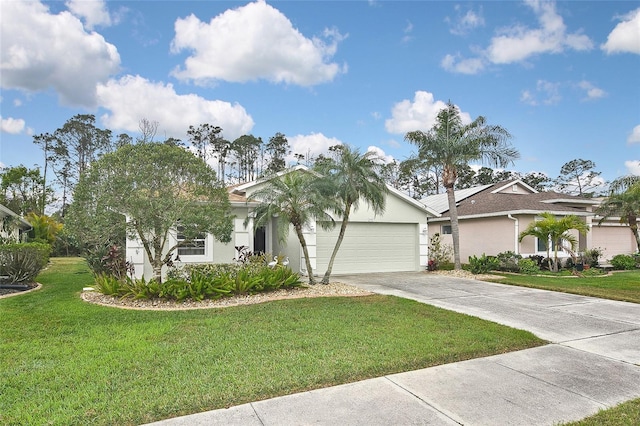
[1,0,639,186]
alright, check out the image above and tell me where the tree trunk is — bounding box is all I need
[446,185,462,270]
[294,225,316,285]
[321,207,351,284]
[628,215,640,252]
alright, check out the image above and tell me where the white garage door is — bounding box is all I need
[316,222,418,274]
[592,225,635,258]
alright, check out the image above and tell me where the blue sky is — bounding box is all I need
[1,0,639,186]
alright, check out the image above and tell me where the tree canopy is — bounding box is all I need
[246,170,335,284]
[67,142,233,282]
[405,101,519,269]
[314,145,388,284]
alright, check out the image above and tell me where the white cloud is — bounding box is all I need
[96,75,254,141]
[577,80,607,101]
[626,160,640,176]
[441,54,486,74]
[486,0,592,64]
[65,0,113,29]
[0,0,120,106]
[448,6,485,36]
[366,146,394,164]
[628,125,640,144]
[1,116,26,134]
[520,80,562,106]
[170,0,346,86]
[443,0,593,74]
[385,91,472,134]
[287,132,343,164]
[602,8,640,54]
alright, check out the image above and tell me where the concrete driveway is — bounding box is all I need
[146,272,640,426]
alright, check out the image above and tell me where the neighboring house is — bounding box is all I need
[0,204,31,242]
[421,180,636,263]
[127,166,440,280]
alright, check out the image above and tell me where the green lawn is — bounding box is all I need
[488,270,640,303]
[1,258,545,425]
[564,398,640,425]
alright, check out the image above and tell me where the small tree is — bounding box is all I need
[246,170,335,284]
[67,142,233,282]
[314,145,388,284]
[519,212,589,272]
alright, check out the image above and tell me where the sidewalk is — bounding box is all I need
[145,272,640,425]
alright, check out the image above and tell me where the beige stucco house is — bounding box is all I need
[421,180,636,264]
[127,166,440,280]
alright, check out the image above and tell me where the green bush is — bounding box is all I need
[583,248,603,268]
[468,254,499,274]
[93,273,123,296]
[95,260,302,301]
[496,251,522,272]
[610,254,637,270]
[0,242,51,283]
[517,258,540,275]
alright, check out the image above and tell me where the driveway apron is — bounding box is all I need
[145,272,640,426]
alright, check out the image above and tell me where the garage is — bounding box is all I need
[315,222,419,274]
[592,224,636,259]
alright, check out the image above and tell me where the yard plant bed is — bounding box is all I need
[487,270,640,304]
[1,258,545,425]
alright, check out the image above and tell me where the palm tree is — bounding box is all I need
[518,212,589,272]
[596,175,640,252]
[245,170,335,284]
[405,101,518,269]
[314,145,388,284]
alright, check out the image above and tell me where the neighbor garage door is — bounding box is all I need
[316,222,418,274]
[592,225,635,258]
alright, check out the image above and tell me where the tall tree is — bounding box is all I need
[519,212,589,272]
[187,123,219,162]
[314,145,388,284]
[246,171,335,284]
[555,159,603,197]
[229,134,263,183]
[39,114,113,217]
[522,171,552,192]
[0,165,51,216]
[596,175,640,252]
[405,101,518,269]
[67,142,233,282]
[265,132,290,175]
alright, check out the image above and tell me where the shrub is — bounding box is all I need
[0,242,51,283]
[427,233,453,271]
[610,254,637,270]
[468,254,499,274]
[496,251,522,272]
[517,258,540,275]
[583,248,603,268]
[93,273,123,296]
[96,259,303,301]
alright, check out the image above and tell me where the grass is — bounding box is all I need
[1,258,545,425]
[488,270,640,303]
[564,398,640,425]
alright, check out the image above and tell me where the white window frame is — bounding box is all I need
[176,226,206,257]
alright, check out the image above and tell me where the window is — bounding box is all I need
[442,225,452,235]
[177,226,205,256]
[537,237,558,253]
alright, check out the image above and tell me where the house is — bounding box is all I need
[421,180,636,263]
[0,204,31,242]
[127,166,440,280]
